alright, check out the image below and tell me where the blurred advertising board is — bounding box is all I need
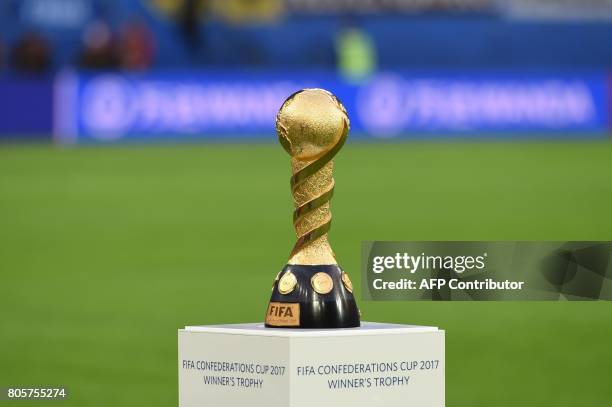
[53,71,609,144]
[0,77,53,138]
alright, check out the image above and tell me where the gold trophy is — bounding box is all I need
[265,89,360,329]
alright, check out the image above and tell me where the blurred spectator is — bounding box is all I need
[119,19,155,70]
[177,0,209,59]
[78,20,118,69]
[11,32,52,74]
[335,21,376,83]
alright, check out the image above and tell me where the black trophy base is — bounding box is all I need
[265,264,360,329]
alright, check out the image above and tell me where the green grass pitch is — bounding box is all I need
[1,140,611,406]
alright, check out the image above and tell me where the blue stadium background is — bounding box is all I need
[0,0,611,140]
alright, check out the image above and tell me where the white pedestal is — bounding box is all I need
[178,322,444,407]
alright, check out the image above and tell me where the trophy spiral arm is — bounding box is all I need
[283,118,348,259]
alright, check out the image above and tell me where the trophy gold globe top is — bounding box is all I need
[276,88,349,161]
